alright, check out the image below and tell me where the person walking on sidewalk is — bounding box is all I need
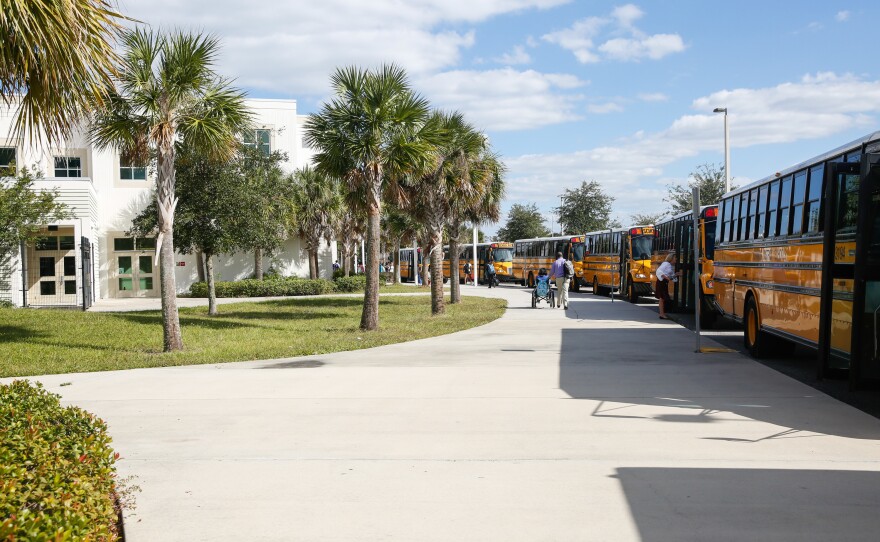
[550,251,572,309]
[485,260,497,288]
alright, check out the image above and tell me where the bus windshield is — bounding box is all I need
[493,248,514,262]
[631,236,653,260]
[704,221,716,260]
[571,242,585,261]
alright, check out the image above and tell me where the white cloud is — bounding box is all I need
[542,4,685,64]
[495,45,531,65]
[638,92,669,102]
[588,102,624,114]
[117,0,570,95]
[836,10,851,22]
[418,69,586,131]
[503,72,880,218]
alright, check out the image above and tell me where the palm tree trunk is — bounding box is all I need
[429,226,445,315]
[420,240,431,287]
[449,220,461,303]
[308,248,318,279]
[254,248,263,280]
[360,193,381,331]
[157,146,183,351]
[205,252,218,316]
[393,240,401,284]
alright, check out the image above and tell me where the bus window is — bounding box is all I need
[494,246,513,262]
[756,185,768,238]
[767,180,780,237]
[736,193,747,241]
[836,172,859,235]
[806,164,824,233]
[728,196,739,242]
[572,241,585,261]
[792,170,807,235]
[779,175,793,236]
[747,189,758,239]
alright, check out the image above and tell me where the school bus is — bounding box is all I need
[512,235,586,289]
[584,226,654,300]
[713,131,880,387]
[652,205,719,327]
[442,242,515,284]
[399,247,423,283]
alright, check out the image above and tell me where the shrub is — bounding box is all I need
[0,381,121,540]
[333,275,367,292]
[332,269,346,280]
[189,277,336,298]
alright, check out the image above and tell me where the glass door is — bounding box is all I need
[29,234,77,306]
[674,220,695,311]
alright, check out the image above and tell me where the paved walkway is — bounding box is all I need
[15,286,880,541]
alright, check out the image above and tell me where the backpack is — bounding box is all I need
[564,259,574,278]
[486,262,496,275]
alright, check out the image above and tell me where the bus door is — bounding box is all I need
[819,153,880,386]
[674,220,695,312]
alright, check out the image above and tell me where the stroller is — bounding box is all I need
[532,270,555,308]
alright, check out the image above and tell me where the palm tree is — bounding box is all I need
[306,65,435,330]
[408,111,492,314]
[91,29,251,351]
[449,151,505,303]
[289,166,343,279]
[1,0,126,145]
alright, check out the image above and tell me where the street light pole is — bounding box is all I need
[713,107,730,193]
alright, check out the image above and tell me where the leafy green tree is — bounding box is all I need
[630,212,666,226]
[0,168,67,259]
[129,146,288,316]
[1,0,125,145]
[238,146,292,280]
[665,163,734,215]
[496,203,550,242]
[305,65,434,331]
[289,166,343,279]
[555,181,617,234]
[91,29,252,351]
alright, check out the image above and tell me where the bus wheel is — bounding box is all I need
[699,297,716,329]
[592,277,601,296]
[527,273,535,288]
[571,279,580,293]
[744,297,768,357]
[627,281,638,303]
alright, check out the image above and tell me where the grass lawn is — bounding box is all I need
[0,295,506,377]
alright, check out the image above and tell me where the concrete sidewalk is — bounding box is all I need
[15,286,880,541]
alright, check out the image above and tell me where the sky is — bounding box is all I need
[119,0,880,235]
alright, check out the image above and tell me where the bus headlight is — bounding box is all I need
[635,273,647,279]
[706,279,714,288]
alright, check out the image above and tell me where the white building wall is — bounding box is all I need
[1,98,336,306]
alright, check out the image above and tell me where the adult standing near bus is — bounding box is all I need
[550,251,571,310]
[655,252,681,319]
[485,260,496,288]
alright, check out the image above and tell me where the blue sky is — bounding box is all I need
[121,0,880,234]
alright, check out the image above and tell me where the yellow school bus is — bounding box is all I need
[584,226,654,300]
[442,242,515,284]
[398,247,422,283]
[713,131,880,387]
[652,205,719,327]
[512,235,585,289]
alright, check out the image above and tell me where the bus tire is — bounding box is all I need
[527,273,535,288]
[571,279,580,293]
[592,277,601,296]
[744,296,768,358]
[699,296,716,329]
[627,280,638,303]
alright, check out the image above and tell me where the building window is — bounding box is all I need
[120,158,147,180]
[114,237,156,251]
[54,156,82,177]
[244,129,271,156]
[0,147,15,173]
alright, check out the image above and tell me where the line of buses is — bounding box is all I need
[396,130,880,387]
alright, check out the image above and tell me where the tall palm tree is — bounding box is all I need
[1,0,126,145]
[289,166,342,279]
[306,65,435,330]
[449,151,505,303]
[91,29,252,351]
[409,111,493,314]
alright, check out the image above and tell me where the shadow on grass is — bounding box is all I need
[0,325,49,342]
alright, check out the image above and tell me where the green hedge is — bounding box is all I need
[189,277,336,298]
[0,381,120,540]
[333,275,367,292]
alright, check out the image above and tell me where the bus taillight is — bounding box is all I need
[704,207,718,218]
